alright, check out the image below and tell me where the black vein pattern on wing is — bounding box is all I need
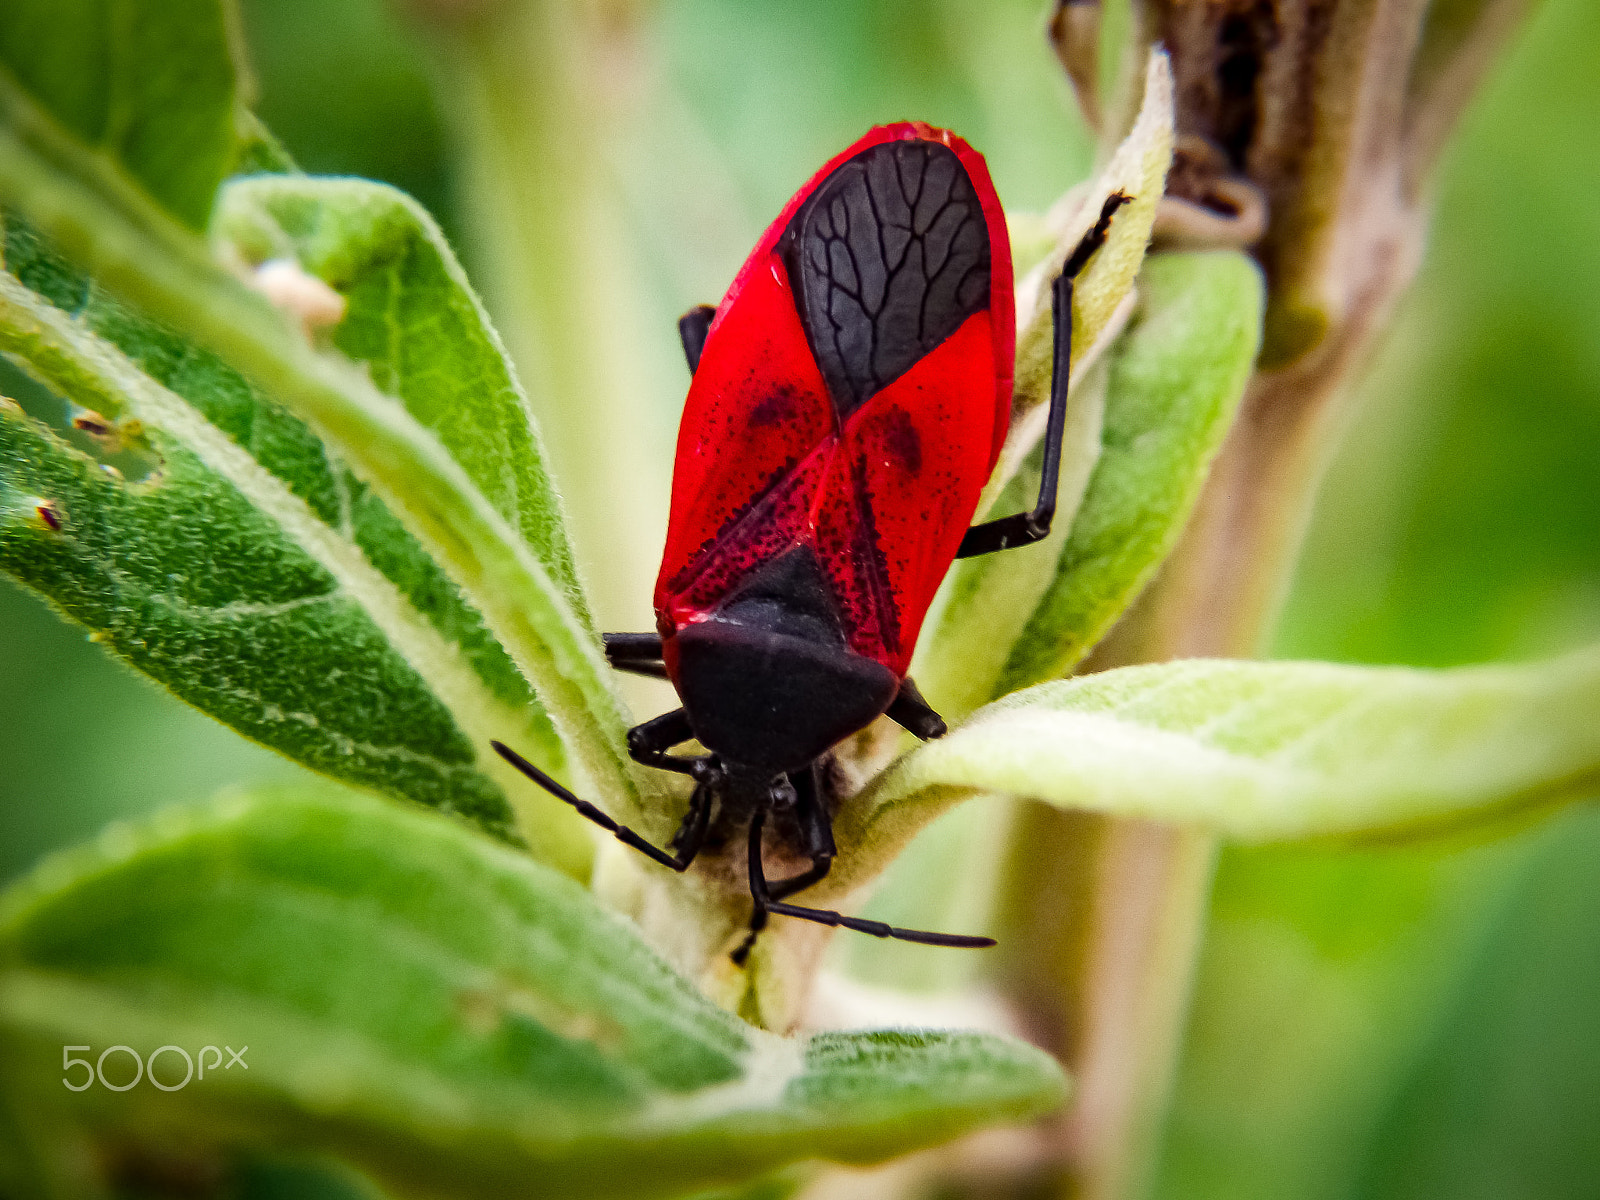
[781,139,991,424]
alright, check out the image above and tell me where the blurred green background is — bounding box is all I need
[1,1,1596,1197]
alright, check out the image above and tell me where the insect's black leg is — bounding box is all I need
[956,192,1132,560]
[678,304,716,375]
[730,772,840,965]
[603,632,668,679]
[885,676,948,740]
[668,780,715,863]
[735,796,996,956]
[491,740,709,872]
[625,708,718,780]
[767,765,835,901]
[730,808,774,967]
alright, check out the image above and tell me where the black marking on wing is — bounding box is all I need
[782,139,991,424]
[665,456,804,597]
[849,455,901,657]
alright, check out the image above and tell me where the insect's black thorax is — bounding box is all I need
[671,546,898,776]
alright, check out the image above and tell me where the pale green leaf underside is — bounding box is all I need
[999,251,1262,692]
[846,648,1600,857]
[914,55,1178,720]
[1010,50,1173,422]
[918,251,1262,722]
[0,787,1066,1199]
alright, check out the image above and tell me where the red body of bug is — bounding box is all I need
[495,125,1127,959]
[656,122,1013,683]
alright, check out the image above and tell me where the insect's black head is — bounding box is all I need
[671,548,899,776]
[674,620,898,776]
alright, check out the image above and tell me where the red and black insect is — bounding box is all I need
[495,123,1126,962]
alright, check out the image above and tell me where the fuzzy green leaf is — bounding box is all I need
[0,15,643,833]
[914,54,1177,719]
[1009,49,1174,414]
[1003,250,1261,691]
[0,211,596,867]
[0,0,240,229]
[213,174,585,615]
[0,398,505,837]
[0,787,1066,1198]
[997,250,1261,692]
[840,648,1600,868]
[915,356,1110,719]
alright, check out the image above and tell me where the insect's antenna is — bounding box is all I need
[741,809,994,952]
[765,899,998,950]
[490,740,704,873]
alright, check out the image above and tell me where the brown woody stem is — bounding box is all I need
[1005,2,1538,1196]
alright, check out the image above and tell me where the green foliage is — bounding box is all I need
[0,202,599,864]
[921,251,1263,716]
[0,3,1075,1186]
[999,250,1260,690]
[0,388,515,835]
[0,0,642,839]
[849,648,1600,870]
[917,56,1185,719]
[0,0,240,229]
[0,191,589,802]
[1,0,1596,1195]
[214,175,584,613]
[0,786,1065,1198]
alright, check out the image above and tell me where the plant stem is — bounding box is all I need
[994,2,1538,1195]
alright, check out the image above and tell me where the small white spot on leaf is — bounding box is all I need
[251,258,348,336]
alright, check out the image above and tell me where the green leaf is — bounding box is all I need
[841,648,1600,870]
[0,15,645,831]
[916,356,1110,719]
[1010,49,1173,412]
[0,398,510,835]
[1001,250,1261,691]
[212,174,585,615]
[0,0,241,229]
[0,214,593,867]
[920,251,1262,715]
[0,786,1066,1199]
[914,53,1177,718]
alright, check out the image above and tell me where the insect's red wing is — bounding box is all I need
[656,124,1014,676]
[810,311,1001,674]
[654,254,836,622]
